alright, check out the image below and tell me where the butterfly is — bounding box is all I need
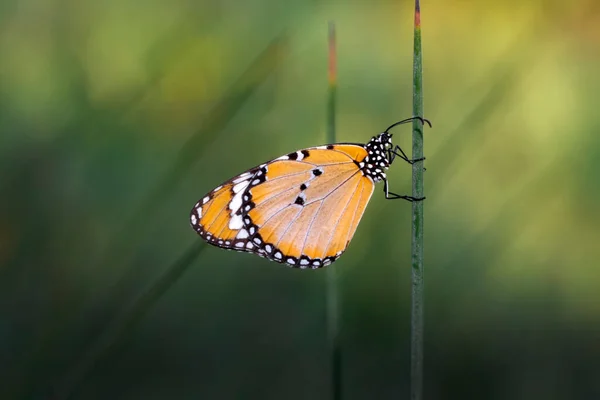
[190,116,431,269]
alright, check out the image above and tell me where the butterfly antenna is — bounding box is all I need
[384,116,432,133]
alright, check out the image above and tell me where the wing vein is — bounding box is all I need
[328,148,362,161]
[265,167,313,182]
[343,179,366,247]
[274,208,303,249]
[250,184,298,216]
[203,193,231,232]
[297,170,362,256]
[264,160,354,183]
[297,198,326,256]
[255,193,300,237]
[296,160,354,167]
[303,170,361,207]
[322,176,362,256]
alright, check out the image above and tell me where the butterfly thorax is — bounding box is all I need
[360,133,392,183]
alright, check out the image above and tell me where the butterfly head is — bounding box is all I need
[366,131,393,148]
[378,131,393,146]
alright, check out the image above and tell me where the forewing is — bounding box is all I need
[190,143,375,268]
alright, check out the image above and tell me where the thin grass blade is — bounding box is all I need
[410,2,425,399]
[326,21,342,400]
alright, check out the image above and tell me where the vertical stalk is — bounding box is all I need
[410,1,425,400]
[327,22,337,144]
[326,21,341,400]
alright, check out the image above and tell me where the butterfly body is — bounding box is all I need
[190,118,429,269]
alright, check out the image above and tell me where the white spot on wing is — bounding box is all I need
[237,229,249,239]
[300,259,309,266]
[316,145,328,149]
[233,180,250,194]
[232,173,251,184]
[190,214,197,225]
[196,206,202,218]
[230,177,252,215]
[229,214,244,230]
[296,151,304,161]
[229,194,243,214]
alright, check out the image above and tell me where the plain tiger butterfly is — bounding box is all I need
[190,116,431,269]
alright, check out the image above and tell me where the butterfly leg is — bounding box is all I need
[383,179,425,202]
[388,146,425,165]
[388,146,427,171]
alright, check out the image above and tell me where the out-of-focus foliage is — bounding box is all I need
[1,0,600,398]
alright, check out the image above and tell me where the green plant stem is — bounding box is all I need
[326,21,341,400]
[411,1,425,400]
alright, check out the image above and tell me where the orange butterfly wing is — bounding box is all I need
[190,144,375,268]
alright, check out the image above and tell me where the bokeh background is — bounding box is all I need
[2,0,600,398]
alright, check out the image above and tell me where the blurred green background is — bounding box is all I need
[2,0,600,398]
